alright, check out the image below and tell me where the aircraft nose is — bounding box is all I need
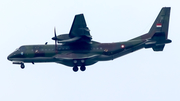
[7,55,11,61]
[7,53,13,61]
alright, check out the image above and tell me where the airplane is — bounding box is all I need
[7,7,172,72]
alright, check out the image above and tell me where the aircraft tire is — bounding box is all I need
[80,65,86,71]
[21,64,25,69]
[73,66,78,72]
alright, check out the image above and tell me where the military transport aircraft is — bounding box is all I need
[7,7,172,72]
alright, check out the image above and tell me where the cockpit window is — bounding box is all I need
[19,46,26,51]
[15,48,19,51]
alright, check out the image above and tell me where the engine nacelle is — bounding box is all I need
[56,34,71,40]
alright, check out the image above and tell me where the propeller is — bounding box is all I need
[52,27,58,52]
[52,27,58,40]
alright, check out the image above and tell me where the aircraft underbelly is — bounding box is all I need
[56,59,98,67]
[54,53,99,67]
[14,57,56,63]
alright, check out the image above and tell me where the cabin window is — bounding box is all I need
[21,52,24,55]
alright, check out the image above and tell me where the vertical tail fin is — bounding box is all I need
[144,7,172,51]
[148,7,171,39]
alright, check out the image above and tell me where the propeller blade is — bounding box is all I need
[54,27,57,38]
[53,27,58,53]
[52,27,58,40]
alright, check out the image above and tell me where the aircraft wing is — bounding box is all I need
[54,53,99,60]
[69,14,92,43]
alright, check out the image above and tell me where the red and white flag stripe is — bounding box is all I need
[156,23,162,27]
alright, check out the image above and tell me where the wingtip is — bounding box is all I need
[162,7,171,9]
[75,13,84,16]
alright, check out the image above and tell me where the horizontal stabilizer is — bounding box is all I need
[144,32,172,51]
[152,44,165,51]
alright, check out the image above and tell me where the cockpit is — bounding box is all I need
[7,46,26,61]
[15,46,25,52]
[15,48,20,52]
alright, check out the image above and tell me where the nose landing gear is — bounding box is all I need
[13,62,25,69]
[20,63,25,69]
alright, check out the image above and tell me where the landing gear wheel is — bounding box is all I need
[80,65,86,71]
[73,66,78,72]
[21,64,25,69]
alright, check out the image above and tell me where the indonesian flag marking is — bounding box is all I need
[156,23,162,27]
[121,44,125,48]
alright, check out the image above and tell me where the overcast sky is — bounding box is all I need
[1,0,180,101]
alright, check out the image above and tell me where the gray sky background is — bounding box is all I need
[1,0,180,101]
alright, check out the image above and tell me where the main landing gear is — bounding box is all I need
[72,65,86,72]
[73,66,78,72]
[80,65,86,71]
[72,60,86,72]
